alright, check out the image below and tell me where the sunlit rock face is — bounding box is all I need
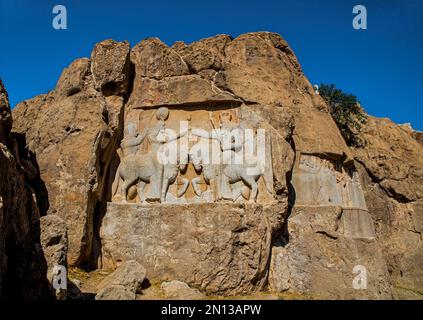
[101,202,283,295]
[10,32,423,299]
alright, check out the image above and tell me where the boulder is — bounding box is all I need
[172,34,231,73]
[161,280,205,300]
[40,214,68,299]
[91,39,131,96]
[95,284,136,300]
[97,260,146,294]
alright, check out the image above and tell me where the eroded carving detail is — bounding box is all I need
[292,154,367,210]
[112,106,271,204]
[112,107,188,203]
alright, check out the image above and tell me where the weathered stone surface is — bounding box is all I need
[0,80,12,143]
[95,284,136,300]
[351,117,423,298]
[0,80,52,299]
[12,40,131,267]
[97,260,146,294]
[101,202,284,295]
[130,75,240,108]
[354,116,423,202]
[292,107,353,161]
[161,280,205,300]
[357,162,423,299]
[269,206,393,299]
[219,32,309,106]
[173,34,231,73]
[91,39,131,96]
[8,31,423,300]
[14,90,107,266]
[291,154,368,210]
[54,58,90,97]
[412,131,423,145]
[40,214,68,299]
[131,37,189,79]
[212,32,352,162]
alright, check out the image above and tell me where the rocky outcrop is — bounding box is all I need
[9,31,423,300]
[12,40,133,267]
[354,117,423,202]
[0,80,52,299]
[101,202,282,295]
[40,214,68,299]
[352,117,423,299]
[268,206,392,299]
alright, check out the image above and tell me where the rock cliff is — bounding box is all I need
[0,80,52,299]
[4,31,422,299]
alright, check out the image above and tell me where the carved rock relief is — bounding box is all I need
[291,154,375,239]
[291,154,368,210]
[111,105,274,204]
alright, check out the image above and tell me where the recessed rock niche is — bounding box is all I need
[291,154,375,239]
[112,104,274,205]
[100,103,374,295]
[100,103,283,294]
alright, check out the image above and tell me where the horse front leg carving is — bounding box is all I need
[146,172,162,203]
[137,180,147,203]
[177,177,189,198]
[192,177,203,196]
[161,178,170,203]
[220,173,234,201]
[121,177,137,203]
[242,175,258,203]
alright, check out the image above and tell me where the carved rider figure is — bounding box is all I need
[142,107,187,202]
[119,122,145,158]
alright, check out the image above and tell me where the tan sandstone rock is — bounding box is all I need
[101,202,284,295]
[8,31,422,301]
[12,39,132,267]
[354,116,423,202]
[161,280,205,300]
[352,116,423,299]
[268,206,392,299]
[95,284,136,300]
[40,214,68,299]
[97,260,146,294]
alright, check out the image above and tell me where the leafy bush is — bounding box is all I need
[319,84,367,147]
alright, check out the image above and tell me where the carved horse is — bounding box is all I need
[112,142,189,203]
[189,138,263,202]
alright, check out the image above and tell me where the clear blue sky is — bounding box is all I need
[1,0,422,130]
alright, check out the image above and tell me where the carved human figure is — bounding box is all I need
[112,107,188,203]
[119,122,145,158]
[143,107,189,202]
[155,128,190,203]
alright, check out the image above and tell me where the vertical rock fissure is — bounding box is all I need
[87,60,136,270]
[281,133,297,246]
